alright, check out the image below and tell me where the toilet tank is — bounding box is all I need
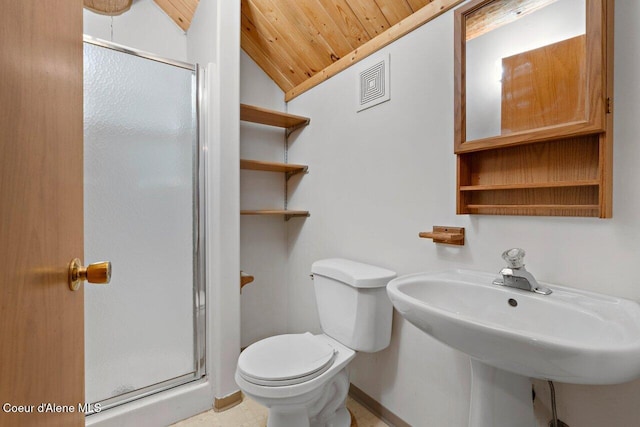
[311,258,396,352]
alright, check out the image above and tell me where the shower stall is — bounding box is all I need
[82,36,206,414]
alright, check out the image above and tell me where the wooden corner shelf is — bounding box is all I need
[240,271,254,291]
[240,104,310,222]
[240,104,310,133]
[240,159,307,176]
[241,210,310,221]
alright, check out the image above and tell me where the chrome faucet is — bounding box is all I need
[492,248,552,295]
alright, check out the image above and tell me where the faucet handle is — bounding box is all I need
[502,248,526,269]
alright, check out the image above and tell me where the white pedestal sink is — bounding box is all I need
[387,270,640,427]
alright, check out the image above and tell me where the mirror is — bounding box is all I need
[455,0,606,152]
[466,0,585,140]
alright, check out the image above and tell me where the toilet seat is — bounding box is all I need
[237,332,337,386]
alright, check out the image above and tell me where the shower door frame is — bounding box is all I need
[82,35,207,414]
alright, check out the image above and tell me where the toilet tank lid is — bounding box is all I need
[311,258,396,288]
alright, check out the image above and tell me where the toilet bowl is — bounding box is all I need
[235,333,355,427]
[235,258,396,427]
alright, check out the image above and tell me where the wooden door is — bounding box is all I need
[0,1,84,426]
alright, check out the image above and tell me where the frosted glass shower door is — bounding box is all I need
[83,40,204,410]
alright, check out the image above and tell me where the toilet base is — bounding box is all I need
[313,407,350,427]
[256,369,351,427]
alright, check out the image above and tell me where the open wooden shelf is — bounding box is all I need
[241,210,310,220]
[240,104,310,221]
[459,180,600,192]
[240,104,310,132]
[240,159,307,176]
[465,204,600,217]
[457,136,607,217]
[466,204,600,210]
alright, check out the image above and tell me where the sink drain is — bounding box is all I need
[508,298,518,307]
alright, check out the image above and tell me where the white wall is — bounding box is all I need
[187,0,241,402]
[186,0,216,65]
[285,1,640,426]
[239,52,289,348]
[83,0,187,62]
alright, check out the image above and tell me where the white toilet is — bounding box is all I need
[235,258,396,427]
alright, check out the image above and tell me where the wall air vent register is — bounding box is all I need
[357,53,390,112]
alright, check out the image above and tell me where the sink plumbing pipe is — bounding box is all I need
[548,380,568,427]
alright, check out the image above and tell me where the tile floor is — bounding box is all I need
[172,395,389,427]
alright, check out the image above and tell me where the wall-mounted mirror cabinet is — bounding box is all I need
[454,0,613,217]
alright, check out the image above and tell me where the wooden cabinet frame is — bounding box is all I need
[454,0,614,217]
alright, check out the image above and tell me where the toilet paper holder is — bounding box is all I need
[419,226,465,246]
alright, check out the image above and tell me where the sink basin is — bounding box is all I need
[387,269,640,384]
[387,269,640,427]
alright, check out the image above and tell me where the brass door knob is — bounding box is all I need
[68,258,111,291]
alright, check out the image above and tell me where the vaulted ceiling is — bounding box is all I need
[241,0,463,100]
[241,0,431,89]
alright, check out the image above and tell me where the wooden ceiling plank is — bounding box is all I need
[164,0,197,16]
[291,0,357,55]
[271,0,345,64]
[181,0,198,14]
[241,30,296,91]
[160,0,199,28]
[344,0,392,37]
[248,0,329,73]
[153,0,188,31]
[153,0,199,31]
[172,4,196,26]
[405,0,432,12]
[374,0,414,25]
[243,0,318,80]
[285,0,465,101]
[315,0,372,48]
[241,20,304,87]
[243,0,321,80]
[241,9,310,85]
[400,0,419,13]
